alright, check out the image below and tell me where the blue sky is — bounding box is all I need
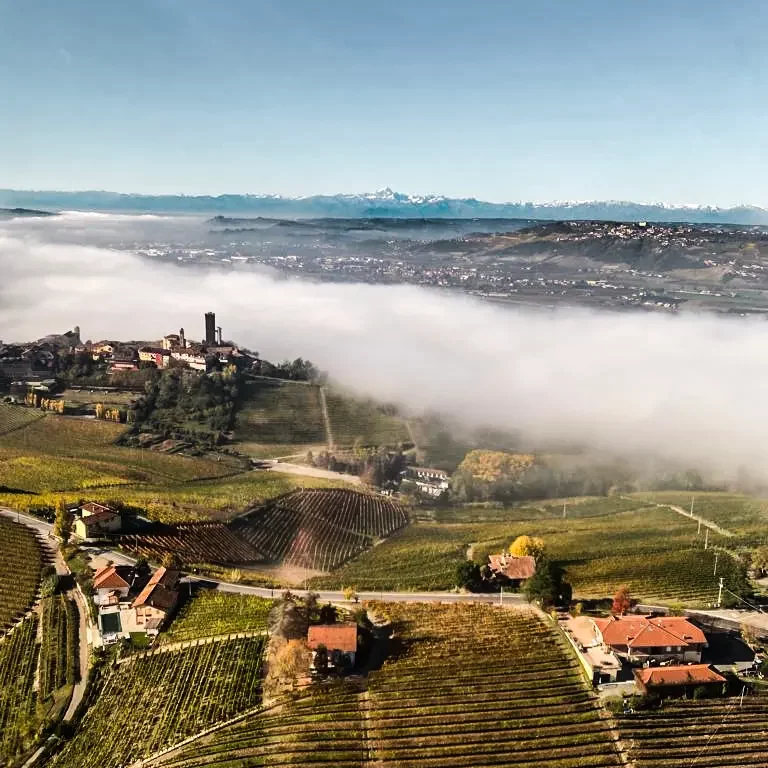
[1,0,767,205]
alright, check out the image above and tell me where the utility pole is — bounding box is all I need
[741,685,746,707]
[717,577,724,608]
[563,502,567,519]
[704,529,709,550]
[697,517,701,535]
[713,552,718,576]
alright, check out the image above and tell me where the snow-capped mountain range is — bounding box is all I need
[2,187,768,225]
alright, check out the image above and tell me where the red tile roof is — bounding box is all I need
[133,583,178,612]
[593,615,706,649]
[93,566,131,590]
[81,501,114,515]
[79,509,119,526]
[147,566,179,589]
[635,664,725,688]
[488,554,537,580]
[307,623,358,653]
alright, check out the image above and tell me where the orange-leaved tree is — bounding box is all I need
[612,584,632,615]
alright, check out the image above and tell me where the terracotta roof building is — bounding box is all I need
[488,554,537,583]
[591,615,707,663]
[634,664,726,696]
[307,623,358,653]
[93,566,133,591]
[307,622,358,670]
[133,567,180,612]
[73,503,122,540]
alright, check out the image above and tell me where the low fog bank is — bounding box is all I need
[2,214,768,487]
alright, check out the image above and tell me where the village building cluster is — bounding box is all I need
[562,612,735,696]
[0,311,258,386]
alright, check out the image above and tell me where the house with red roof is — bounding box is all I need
[132,567,180,634]
[92,564,180,644]
[590,615,707,663]
[488,554,537,586]
[307,623,358,668]
[634,664,726,697]
[72,502,122,541]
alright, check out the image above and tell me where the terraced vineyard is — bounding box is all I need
[233,379,327,454]
[364,603,621,767]
[154,684,366,768]
[566,548,743,605]
[121,522,263,566]
[0,402,43,436]
[0,516,42,631]
[231,489,408,571]
[161,591,273,644]
[324,388,410,448]
[618,694,768,767]
[52,635,267,768]
[311,523,472,591]
[151,604,622,768]
[0,616,40,764]
[39,593,80,700]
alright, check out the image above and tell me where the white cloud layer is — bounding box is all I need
[1,213,767,485]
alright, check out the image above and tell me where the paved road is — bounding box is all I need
[203,576,523,605]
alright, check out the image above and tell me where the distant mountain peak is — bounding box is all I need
[1,188,767,225]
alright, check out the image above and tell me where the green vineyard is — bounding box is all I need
[0,402,44,436]
[160,591,273,644]
[233,379,327,452]
[151,604,622,768]
[0,616,40,764]
[0,516,42,631]
[39,593,80,700]
[52,635,267,768]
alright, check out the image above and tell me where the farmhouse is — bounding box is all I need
[488,553,537,586]
[133,567,180,633]
[590,615,707,663]
[634,664,726,697]
[93,565,136,606]
[72,502,122,541]
[406,466,450,497]
[307,623,358,668]
[94,564,181,644]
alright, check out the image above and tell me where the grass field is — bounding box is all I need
[160,591,273,644]
[52,635,267,768]
[154,604,622,768]
[233,379,327,454]
[618,694,768,767]
[324,386,410,448]
[62,389,137,407]
[0,516,41,631]
[630,490,768,542]
[0,415,236,484]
